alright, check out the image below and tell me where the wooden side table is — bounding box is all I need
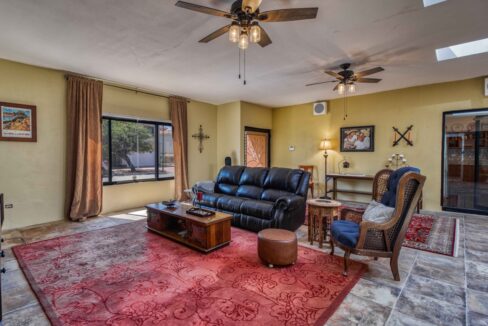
[307,199,342,248]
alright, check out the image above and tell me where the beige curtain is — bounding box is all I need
[169,96,189,201]
[65,75,103,221]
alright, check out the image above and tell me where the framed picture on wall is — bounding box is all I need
[0,102,37,142]
[340,125,375,152]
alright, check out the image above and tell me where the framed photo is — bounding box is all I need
[0,102,37,142]
[340,125,375,152]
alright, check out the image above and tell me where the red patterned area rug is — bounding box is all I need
[403,214,459,257]
[13,221,365,326]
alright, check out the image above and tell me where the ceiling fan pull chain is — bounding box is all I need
[238,48,241,80]
[244,50,247,85]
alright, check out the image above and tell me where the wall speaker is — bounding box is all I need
[485,77,488,96]
[313,102,328,116]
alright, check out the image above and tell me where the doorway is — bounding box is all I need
[442,109,488,215]
[244,127,271,168]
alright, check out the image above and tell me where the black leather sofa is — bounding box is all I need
[194,166,310,232]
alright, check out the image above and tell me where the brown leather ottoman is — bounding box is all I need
[258,228,297,268]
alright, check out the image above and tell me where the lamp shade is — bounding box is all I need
[319,139,332,151]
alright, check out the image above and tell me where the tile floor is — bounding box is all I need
[1,209,487,326]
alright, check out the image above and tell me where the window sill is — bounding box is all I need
[103,177,174,186]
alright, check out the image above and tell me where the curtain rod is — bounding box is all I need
[64,74,190,103]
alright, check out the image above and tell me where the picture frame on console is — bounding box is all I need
[340,125,375,152]
[0,102,37,142]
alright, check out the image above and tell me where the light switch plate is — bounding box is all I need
[288,146,295,151]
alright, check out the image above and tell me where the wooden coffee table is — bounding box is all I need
[146,202,232,253]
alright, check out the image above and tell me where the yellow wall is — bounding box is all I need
[240,101,273,164]
[0,60,67,230]
[217,101,241,167]
[272,77,488,211]
[0,59,218,230]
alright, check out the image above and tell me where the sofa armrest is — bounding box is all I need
[272,195,306,231]
[275,195,304,211]
[192,181,216,194]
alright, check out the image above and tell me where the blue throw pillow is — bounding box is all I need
[381,167,420,208]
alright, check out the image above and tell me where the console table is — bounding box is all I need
[326,173,374,201]
[326,173,422,212]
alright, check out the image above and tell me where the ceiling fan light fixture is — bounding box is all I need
[347,83,356,93]
[337,83,346,95]
[250,23,261,43]
[229,23,240,43]
[242,0,262,13]
[238,31,249,50]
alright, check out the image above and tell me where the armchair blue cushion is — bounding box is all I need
[331,220,360,248]
[381,167,420,208]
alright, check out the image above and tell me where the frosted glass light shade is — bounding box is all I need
[238,32,249,50]
[250,24,261,43]
[337,83,345,95]
[229,24,240,43]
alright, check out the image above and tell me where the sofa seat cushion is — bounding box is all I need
[240,200,275,220]
[331,220,360,248]
[236,185,263,200]
[199,193,224,208]
[216,195,249,212]
[261,189,295,202]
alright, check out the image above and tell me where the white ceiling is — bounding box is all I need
[0,0,488,107]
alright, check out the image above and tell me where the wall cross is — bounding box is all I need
[192,125,210,153]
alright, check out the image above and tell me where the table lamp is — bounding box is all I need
[319,139,332,198]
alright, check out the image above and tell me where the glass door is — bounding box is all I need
[443,109,488,215]
[474,115,488,210]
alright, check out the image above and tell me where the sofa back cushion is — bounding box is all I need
[263,168,304,193]
[235,167,268,199]
[239,167,268,187]
[215,166,245,195]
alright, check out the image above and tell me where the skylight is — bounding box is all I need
[423,0,447,7]
[436,38,488,61]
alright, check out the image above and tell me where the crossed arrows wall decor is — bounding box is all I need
[393,125,413,146]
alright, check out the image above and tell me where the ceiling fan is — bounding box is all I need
[306,63,384,94]
[175,0,319,50]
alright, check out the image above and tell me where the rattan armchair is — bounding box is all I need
[330,171,426,281]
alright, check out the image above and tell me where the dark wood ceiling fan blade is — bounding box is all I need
[325,71,344,80]
[258,8,318,22]
[333,83,340,91]
[356,78,382,83]
[199,25,231,43]
[306,81,336,87]
[355,67,384,77]
[175,1,232,18]
[258,26,272,47]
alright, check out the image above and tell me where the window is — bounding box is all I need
[102,116,174,185]
[436,38,488,62]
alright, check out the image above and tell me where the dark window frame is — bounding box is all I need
[103,116,174,186]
